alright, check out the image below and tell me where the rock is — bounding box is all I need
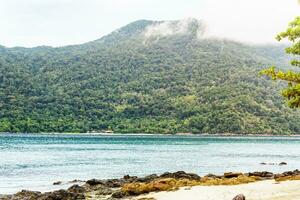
[12,190,42,200]
[248,171,274,179]
[224,172,243,178]
[111,191,127,198]
[260,162,287,166]
[94,187,113,196]
[185,172,201,180]
[86,176,138,188]
[260,162,276,165]
[137,174,158,183]
[120,178,178,197]
[104,179,123,188]
[41,189,85,200]
[160,171,201,180]
[160,172,172,178]
[53,181,62,185]
[68,179,84,184]
[274,170,300,181]
[123,175,131,180]
[204,173,221,179]
[232,194,246,200]
[281,171,295,176]
[293,169,300,174]
[67,184,85,194]
[86,179,105,186]
[279,162,287,166]
[122,175,138,183]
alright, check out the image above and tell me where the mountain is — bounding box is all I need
[0,19,299,134]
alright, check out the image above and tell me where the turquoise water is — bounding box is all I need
[1,134,300,194]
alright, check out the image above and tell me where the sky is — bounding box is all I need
[0,0,299,47]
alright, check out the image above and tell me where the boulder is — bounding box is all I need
[248,171,273,179]
[12,190,42,200]
[160,171,201,180]
[274,170,300,180]
[122,175,138,183]
[204,173,221,179]
[123,175,131,180]
[137,174,158,183]
[232,194,246,200]
[282,171,295,176]
[224,172,243,178]
[86,179,105,186]
[94,187,113,196]
[53,181,62,185]
[279,162,287,166]
[67,185,85,194]
[111,191,127,198]
[40,189,85,200]
[104,179,124,188]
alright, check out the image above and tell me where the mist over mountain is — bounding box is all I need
[0,19,299,134]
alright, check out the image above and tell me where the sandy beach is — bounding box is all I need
[137,180,300,200]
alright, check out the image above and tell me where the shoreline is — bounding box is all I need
[1,132,300,137]
[2,170,300,200]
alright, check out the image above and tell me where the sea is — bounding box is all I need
[1,133,300,194]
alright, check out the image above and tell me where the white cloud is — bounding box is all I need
[143,18,204,38]
[197,0,300,44]
[0,0,298,47]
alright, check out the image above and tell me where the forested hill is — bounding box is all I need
[1,18,299,134]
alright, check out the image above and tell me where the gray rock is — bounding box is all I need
[223,172,243,178]
[86,179,105,186]
[279,162,287,166]
[232,194,246,200]
[159,171,201,180]
[248,171,273,179]
[53,181,62,185]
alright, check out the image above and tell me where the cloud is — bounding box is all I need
[196,0,300,44]
[0,0,298,47]
[143,18,205,39]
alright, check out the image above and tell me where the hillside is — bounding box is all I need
[0,19,299,134]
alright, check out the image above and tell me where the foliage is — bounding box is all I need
[1,20,300,134]
[261,16,300,108]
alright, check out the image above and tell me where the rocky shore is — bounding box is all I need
[1,170,300,200]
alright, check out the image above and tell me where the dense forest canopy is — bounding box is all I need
[1,19,300,134]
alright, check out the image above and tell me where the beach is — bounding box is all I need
[3,170,300,200]
[137,180,300,200]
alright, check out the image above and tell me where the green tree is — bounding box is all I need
[1,19,300,134]
[261,16,300,108]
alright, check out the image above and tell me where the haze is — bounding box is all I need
[0,0,299,47]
